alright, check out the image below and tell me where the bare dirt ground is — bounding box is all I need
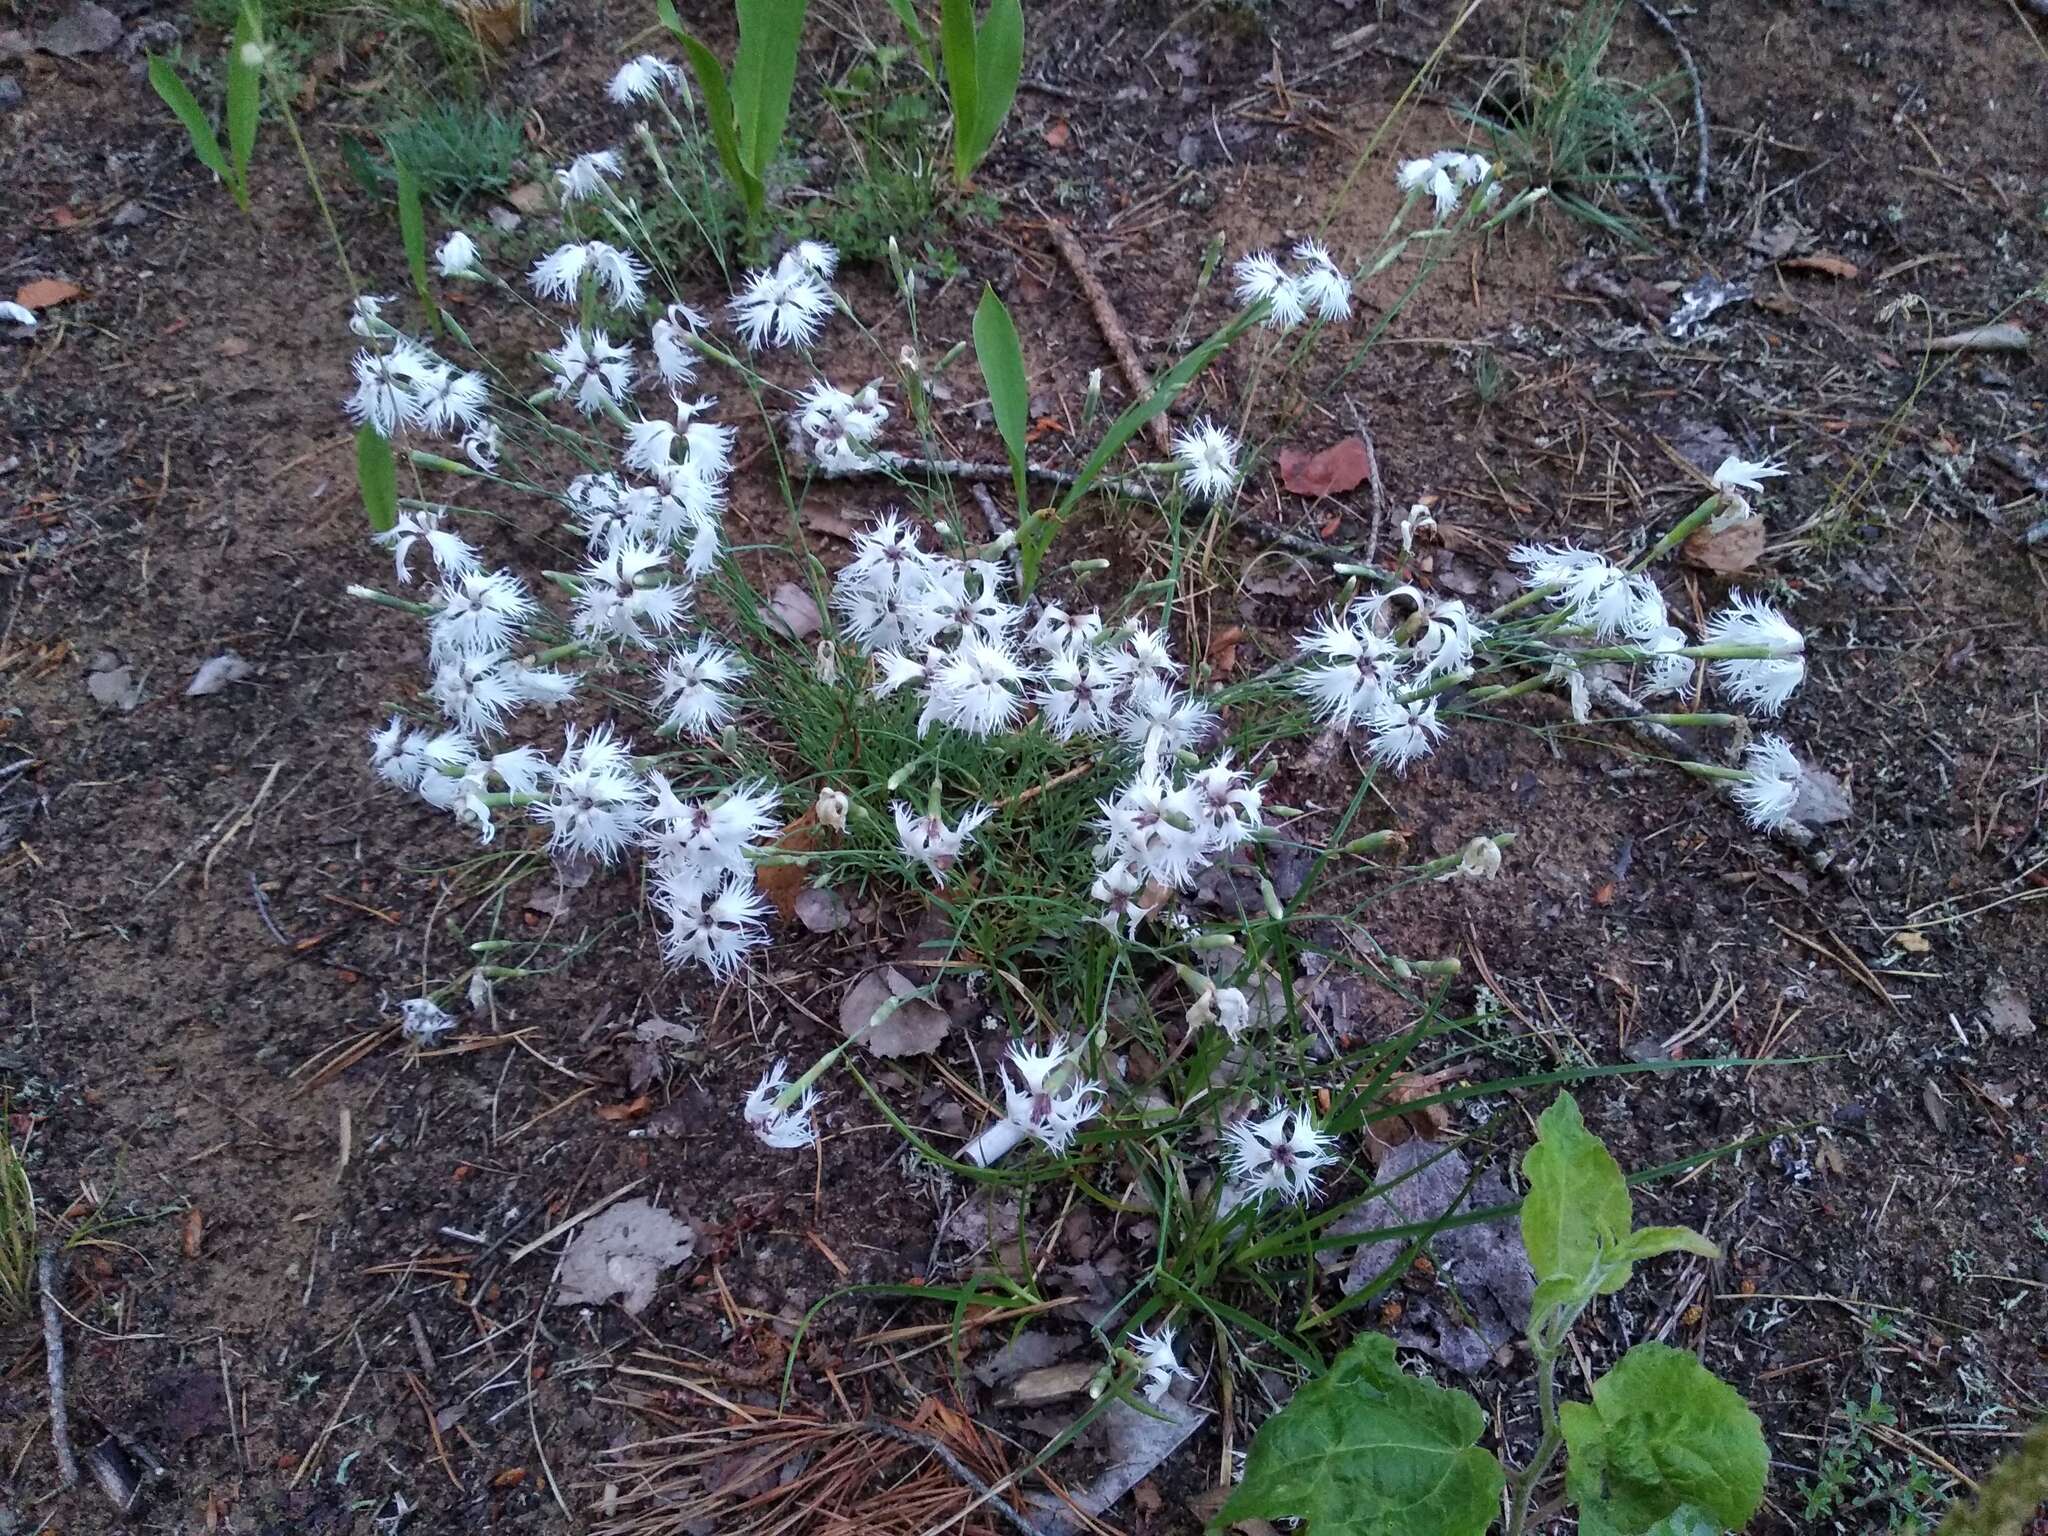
[3,1,2046,1532]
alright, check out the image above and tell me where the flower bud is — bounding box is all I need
[814,787,849,834]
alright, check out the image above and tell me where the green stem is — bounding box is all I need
[264,72,355,294]
[1506,1350,1566,1536]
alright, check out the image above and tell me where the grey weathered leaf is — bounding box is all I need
[86,656,145,712]
[1981,974,2036,1041]
[764,581,821,639]
[793,885,849,932]
[554,1198,697,1314]
[1788,766,1852,826]
[838,965,949,1057]
[185,651,253,697]
[39,0,122,57]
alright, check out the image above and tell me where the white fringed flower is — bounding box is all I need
[1130,1325,1195,1404]
[529,240,648,310]
[1732,733,1804,831]
[657,869,770,976]
[1366,695,1444,774]
[650,302,706,385]
[377,507,480,586]
[544,328,636,415]
[1172,418,1240,503]
[1705,592,1806,715]
[654,637,747,737]
[434,230,482,278]
[998,1036,1104,1154]
[1293,608,1402,727]
[892,800,994,885]
[609,54,681,104]
[1223,1103,1336,1204]
[729,262,833,350]
[1712,456,1787,497]
[532,724,648,863]
[430,569,534,655]
[1290,239,1352,322]
[345,349,426,437]
[555,148,623,202]
[743,1059,818,1148]
[571,543,688,648]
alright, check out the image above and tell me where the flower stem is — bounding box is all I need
[1505,1350,1566,1536]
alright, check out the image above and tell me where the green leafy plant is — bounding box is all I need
[1216,1092,1767,1536]
[356,424,398,535]
[379,103,526,211]
[971,286,1031,542]
[937,0,1023,185]
[659,0,811,222]
[149,0,269,214]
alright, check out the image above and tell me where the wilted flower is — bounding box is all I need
[399,998,457,1047]
[1712,456,1787,497]
[434,230,482,278]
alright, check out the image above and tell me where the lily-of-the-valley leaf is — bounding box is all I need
[1561,1342,1769,1535]
[1214,1332,1503,1536]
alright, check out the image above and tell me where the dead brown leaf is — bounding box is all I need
[181,1207,205,1259]
[16,278,82,310]
[1683,507,1766,575]
[754,810,820,922]
[595,1093,653,1123]
[1781,253,1859,280]
[1278,437,1372,498]
[1043,118,1071,149]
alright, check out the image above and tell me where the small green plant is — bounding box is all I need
[1803,1387,1951,1534]
[1215,1093,1768,1536]
[193,0,481,79]
[937,0,1023,186]
[660,0,811,223]
[1463,0,1675,241]
[0,1113,32,1326]
[380,103,525,212]
[149,0,266,214]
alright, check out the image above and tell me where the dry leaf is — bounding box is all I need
[594,1093,653,1122]
[1278,437,1372,498]
[754,809,820,921]
[17,278,83,310]
[1044,118,1071,149]
[490,1467,527,1490]
[181,1208,205,1259]
[1780,253,1858,280]
[1981,974,2036,1041]
[765,582,822,640]
[1682,506,1765,575]
[1889,930,1930,954]
[1206,625,1244,677]
[793,885,850,932]
[506,182,550,214]
[839,965,950,1058]
[553,1197,697,1314]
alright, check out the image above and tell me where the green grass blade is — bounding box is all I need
[356,424,398,535]
[226,6,262,205]
[659,2,762,217]
[732,0,809,185]
[966,0,1022,173]
[937,0,979,185]
[147,57,237,204]
[972,285,1031,522]
[392,154,434,322]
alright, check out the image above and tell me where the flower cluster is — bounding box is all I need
[1291,584,1485,773]
[1395,148,1501,221]
[1232,240,1355,330]
[344,297,495,465]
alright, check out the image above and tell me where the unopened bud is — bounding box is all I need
[814,787,850,835]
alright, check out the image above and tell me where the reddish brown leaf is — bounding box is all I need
[491,1467,527,1489]
[1682,507,1765,576]
[595,1093,653,1123]
[1278,436,1372,498]
[181,1207,205,1259]
[1043,118,1071,149]
[1206,624,1244,678]
[16,278,83,310]
[754,809,821,923]
[1781,253,1859,280]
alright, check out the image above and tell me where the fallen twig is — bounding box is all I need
[860,1417,1047,1536]
[40,1246,79,1488]
[1041,217,1173,457]
[805,449,1159,504]
[1633,0,1710,210]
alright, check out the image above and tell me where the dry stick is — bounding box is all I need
[807,451,1154,503]
[39,1247,79,1488]
[1634,0,1710,209]
[1041,217,1173,457]
[860,1418,1048,1536]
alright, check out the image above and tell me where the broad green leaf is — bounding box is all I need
[880,0,935,79]
[1057,303,1261,519]
[147,58,237,199]
[1520,1091,1631,1297]
[393,155,433,319]
[356,424,398,535]
[226,6,262,202]
[659,1,762,216]
[1561,1342,1768,1535]
[971,285,1030,524]
[1620,1226,1720,1266]
[1214,1332,1503,1536]
[732,0,808,182]
[937,0,979,184]
[965,0,1022,173]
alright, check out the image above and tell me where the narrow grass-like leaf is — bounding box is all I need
[659,0,761,217]
[732,0,808,185]
[938,0,980,185]
[392,154,435,322]
[972,285,1030,521]
[966,0,1022,172]
[356,424,398,535]
[226,6,263,205]
[148,58,238,204]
